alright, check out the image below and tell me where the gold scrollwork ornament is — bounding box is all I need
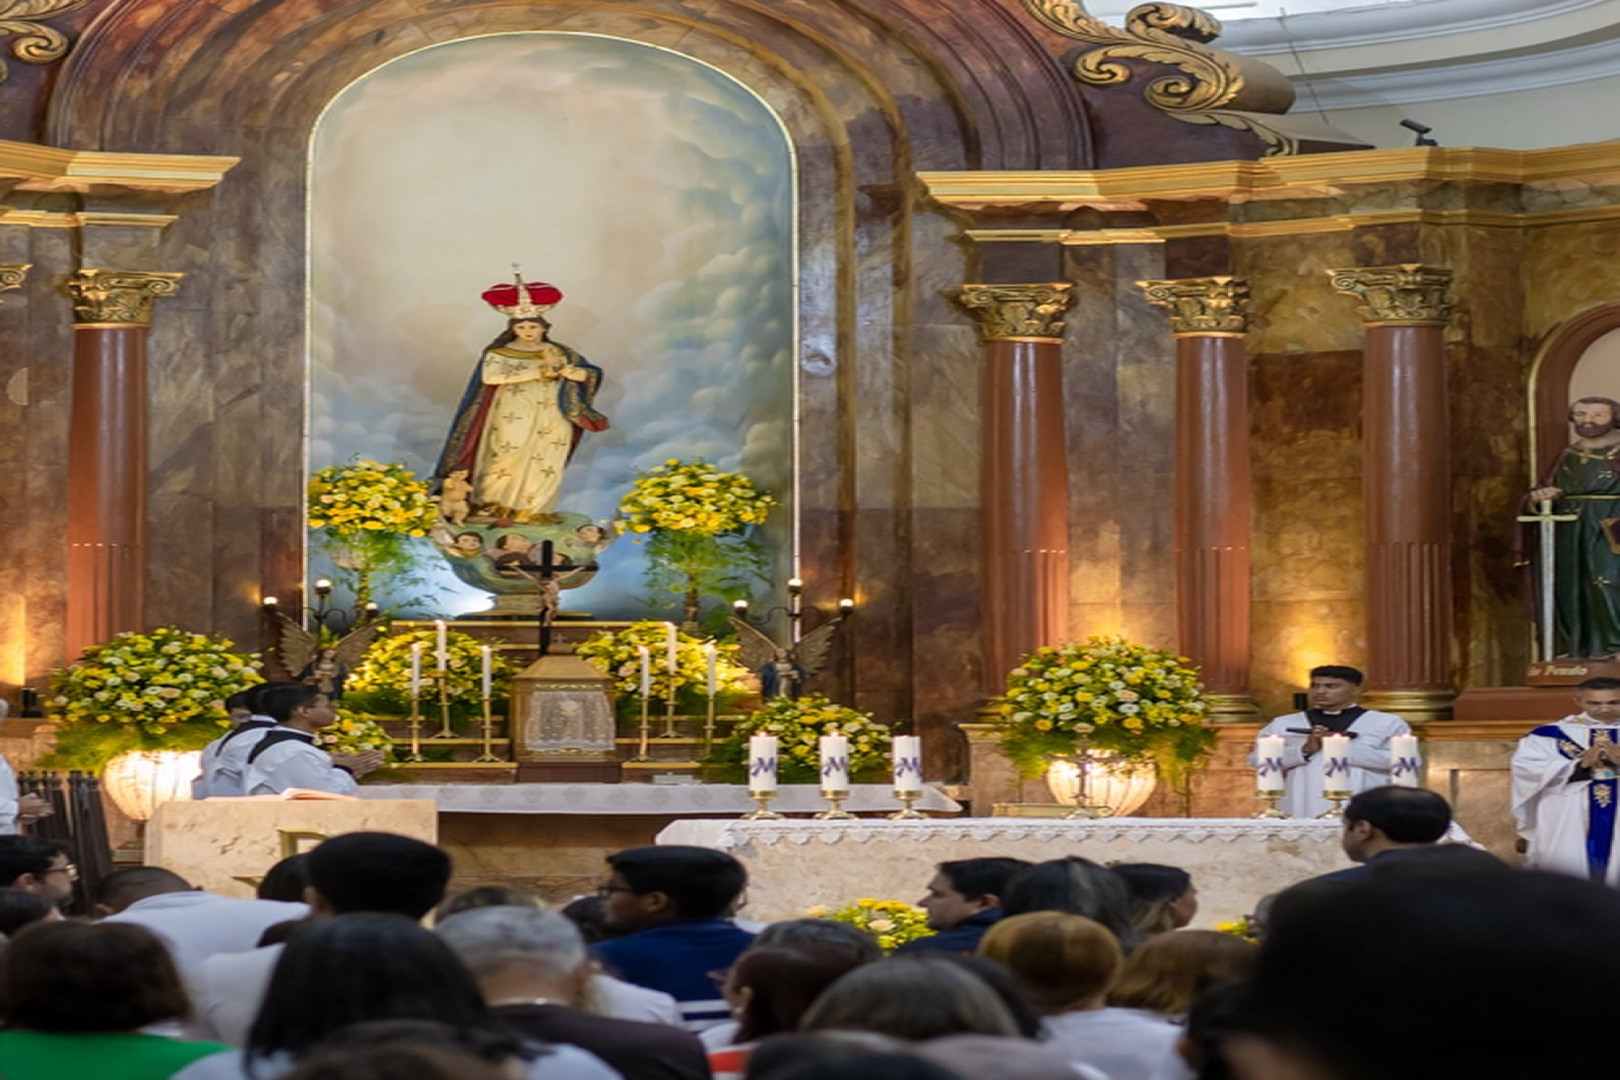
[0,0,92,83]
[0,263,28,292]
[1137,276,1250,335]
[956,284,1074,342]
[67,269,183,326]
[1327,265,1455,327]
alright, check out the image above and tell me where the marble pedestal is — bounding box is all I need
[146,799,438,898]
[657,817,1349,926]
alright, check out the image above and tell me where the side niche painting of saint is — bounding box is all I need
[428,275,616,611]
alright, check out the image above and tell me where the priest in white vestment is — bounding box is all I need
[1512,677,1620,883]
[1250,665,1410,819]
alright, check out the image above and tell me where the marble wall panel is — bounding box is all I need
[1523,221,1620,342]
[1242,234,1362,358]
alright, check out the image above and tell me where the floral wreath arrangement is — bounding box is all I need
[46,628,262,769]
[707,694,891,784]
[575,621,752,706]
[317,710,399,764]
[618,458,776,627]
[342,626,513,723]
[995,635,1215,783]
[307,457,440,609]
[806,898,936,952]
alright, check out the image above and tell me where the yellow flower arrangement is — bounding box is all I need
[345,627,513,714]
[316,710,398,763]
[996,635,1214,781]
[618,459,775,537]
[710,694,890,784]
[811,898,936,952]
[307,458,438,537]
[47,628,262,768]
[576,621,751,702]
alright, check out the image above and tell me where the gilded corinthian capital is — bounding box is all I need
[67,269,184,326]
[956,283,1074,342]
[0,263,27,292]
[1137,276,1250,335]
[1327,265,1454,327]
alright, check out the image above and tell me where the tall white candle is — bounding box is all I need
[435,619,448,669]
[748,734,778,793]
[704,642,718,697]
[409,642,423,694]
[820,733,850,792]
[637,645,651,699]
[665,622,678,674]
[1255,735,1286,794]
[1321,733,1353,794]
[480,645,493,698]
[892,735,923,793]
[1389,734,1420,787]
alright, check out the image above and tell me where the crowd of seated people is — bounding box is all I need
[0,785,1613,1080]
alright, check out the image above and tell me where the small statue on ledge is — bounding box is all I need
[730,615,844,700]
[271,611,384,701]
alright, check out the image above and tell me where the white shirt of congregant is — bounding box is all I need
[184,943,283,1047]
[586,972,681,1025]
[1043,1007,1183,1080]
[0,752,19,835]
[242,727,356,797]
[1512,714,1620,884]
[173,1040,624,1080]
[102,891,307,976]
[193,715,278,798]
[1249,708,1411,818]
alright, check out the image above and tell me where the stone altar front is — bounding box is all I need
[656,818,1348,926]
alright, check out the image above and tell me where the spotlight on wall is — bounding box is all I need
[1399,118,1438,147]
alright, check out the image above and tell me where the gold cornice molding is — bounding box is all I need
[0,139,237,195]
[919,142,1620,211]
[956,283,1074,342]
[1138,276,1250,335]
[66,269,183,326]
[0,0,89,84]
[1327,265,1455,327]
[0,263,26,291]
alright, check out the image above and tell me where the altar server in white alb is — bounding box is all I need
[1512,677,1620,883]
[242,684,384,796]
[1250,665,1411,818]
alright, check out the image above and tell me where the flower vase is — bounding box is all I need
[102,749,203,822]
[1044,743,1157,818]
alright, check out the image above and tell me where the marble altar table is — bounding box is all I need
[354,783,961,815]
[655,818,1349,926]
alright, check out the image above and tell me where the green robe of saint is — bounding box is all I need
[1549,441,1620,656]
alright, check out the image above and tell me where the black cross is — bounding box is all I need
[511,540,575,657]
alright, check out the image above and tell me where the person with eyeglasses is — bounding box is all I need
[0,836,77,908]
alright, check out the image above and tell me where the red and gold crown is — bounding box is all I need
[482,271,562,319]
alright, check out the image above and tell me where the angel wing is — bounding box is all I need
[330,619,385,668]
[793,619,844,678]
[272,611,320,676]
[729,617,784,672]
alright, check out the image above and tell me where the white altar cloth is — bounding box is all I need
[355,783,961,815]
[655,818,1349,926]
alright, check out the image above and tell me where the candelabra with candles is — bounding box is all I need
[262,579,379,638]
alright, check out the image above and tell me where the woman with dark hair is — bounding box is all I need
[1110,863,1198,936]
[798,957,1021,1042]
[0,921,227,1080]
[280,1019,532,1080]
[171,914,618,1080]
[710,945,875,1079]
[999,857,1143,953]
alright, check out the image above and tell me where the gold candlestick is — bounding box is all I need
[431,670,456,738]
[740,790,784,819]
[888,790,925,819]
[703,693,718,756]
[814,789,856,820]
[473,695,503,763]
[1317,790,1351,819]
[405,683,425,762]
[659,693,680,739]
[632,690,653,761]
[1253,791,1287,818]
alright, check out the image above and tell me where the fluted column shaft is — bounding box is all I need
[64,270,182,657]
[1329,265,1456,722]
[958,284,1074,690]
[1140,277,1256,717]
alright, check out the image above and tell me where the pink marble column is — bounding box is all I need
[957,284,1074,690]
[1139,277,1257,719]
[1329,265,1456,723]
[64,270,182,657]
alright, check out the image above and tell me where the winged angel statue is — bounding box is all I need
[270,612,384,700]
[728,616,845,700]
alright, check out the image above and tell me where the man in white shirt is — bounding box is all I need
[192,684,285,798]
[186,830,452,1046]
[1250,665,1411,818]
[1512,676,1620,883]
[94,866,307,974]
[242,684,384,796]
[0,698,52,833]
